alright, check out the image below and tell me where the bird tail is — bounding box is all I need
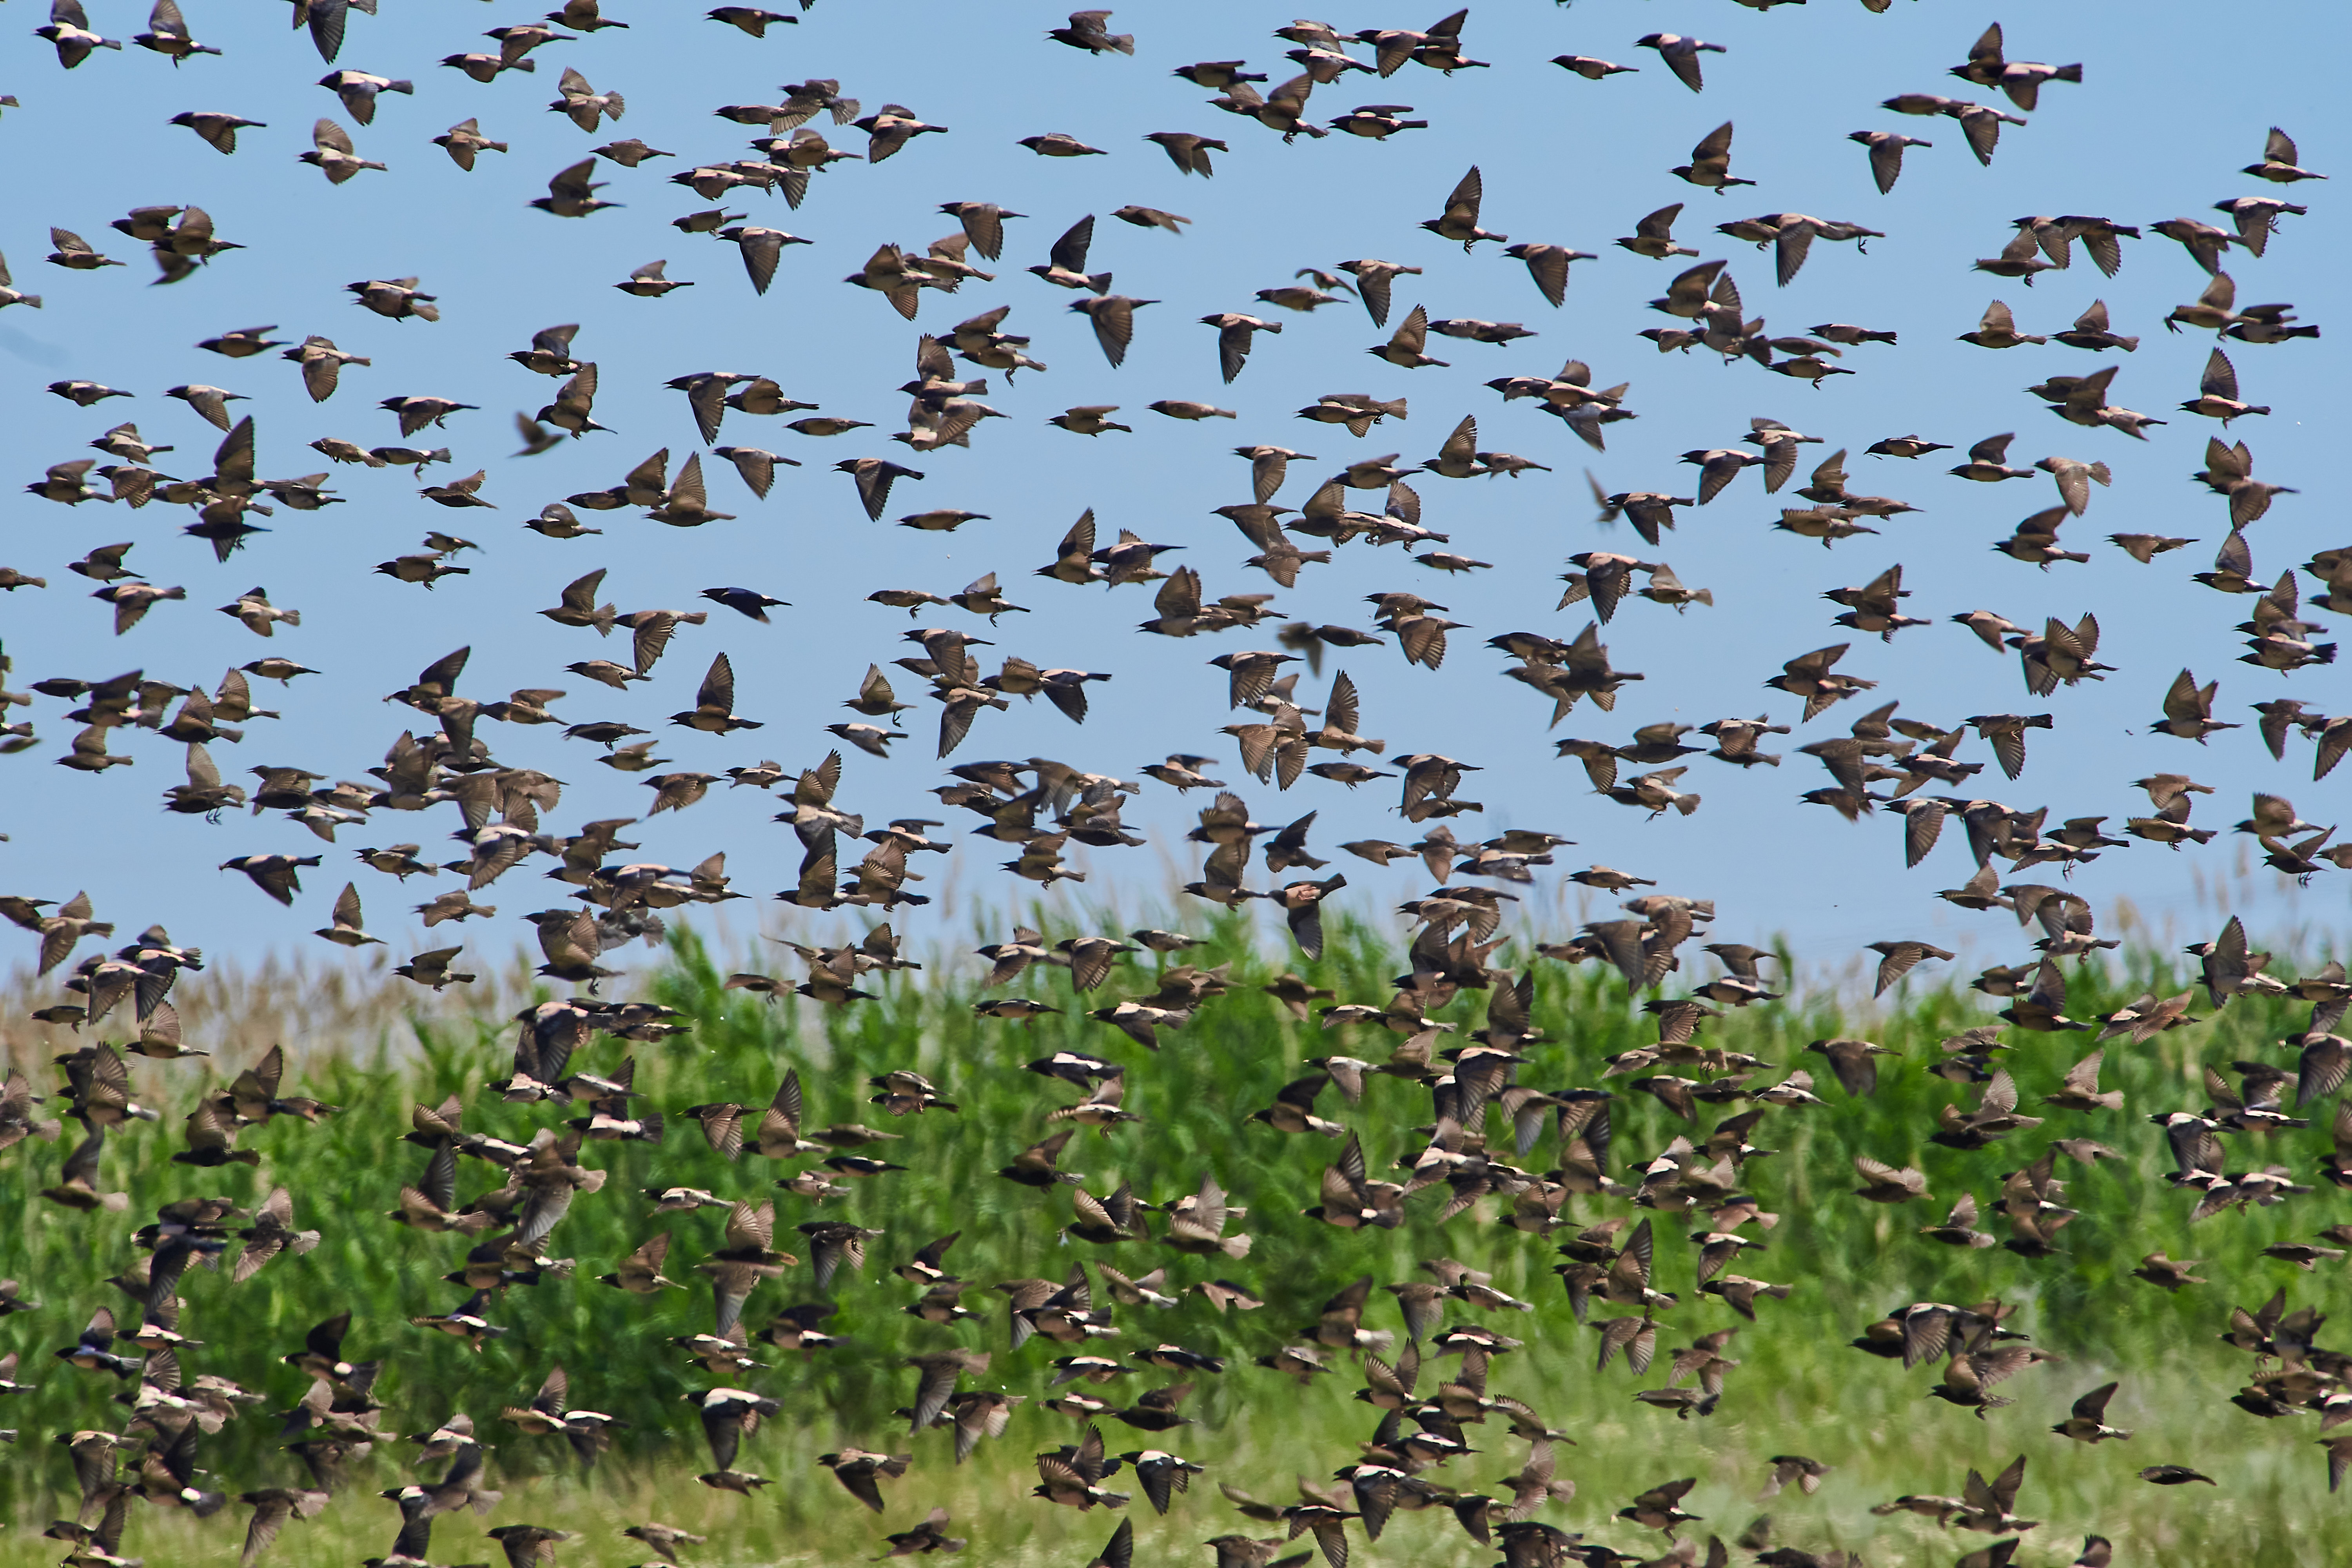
[2054,64,2082,83]
[388,79,414,94]
[1673,795,1702,816]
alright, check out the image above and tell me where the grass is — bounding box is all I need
[0,912,2346,1567]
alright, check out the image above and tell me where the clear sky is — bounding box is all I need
[3,0,2346,985]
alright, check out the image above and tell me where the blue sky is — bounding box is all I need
[3,0,2346,983]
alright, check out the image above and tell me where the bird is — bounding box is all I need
[2139,1466,2217,1487]
[1422,166,1506,250]
[312,884,381,947]
[1952,23,2083,111]
[1960,299,2046,348]
[1070,296,1156,368]
[36,0,123,67]
[1503,242,1596,309]
[534,159,621,218]
[838,457,924,521]
[1673,123,1753,193]
[1019,131,1108,159]
[2050,1382,2133,1443]
[1554,53,1637,80]
[1370,305,1447,369]
[299,117,388,184]
[1145,131,1227,176]
[1851,130,1931,193]
[717,226,810,295]
[702,587,788,622]
[1637,33,1724,91]
[2245,125,2326,184]
[1202,314,1282,383]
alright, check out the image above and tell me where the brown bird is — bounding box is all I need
[1673,122,1752,193]
[1423,166,1507,250]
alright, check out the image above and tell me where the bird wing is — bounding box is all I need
[1443,165,1483,221]
[697,652,735,714]
[1391,303,1428,354]
[1050,215,1095,273]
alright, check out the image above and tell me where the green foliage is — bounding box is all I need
[1,921,2346,1566]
